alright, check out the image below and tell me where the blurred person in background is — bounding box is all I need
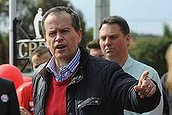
[31,46,52,69]
[99,15,163,115]
[17,46,51,115]
[161,44,172,115]
[0,77,20,115]
[86,38,104,58]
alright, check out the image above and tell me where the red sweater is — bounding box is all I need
[17,82,34,115]
[45,75,71,115]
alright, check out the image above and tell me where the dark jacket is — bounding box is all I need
[0,78,20,115]
[33,47,161,115]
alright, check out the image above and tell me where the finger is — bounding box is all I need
[146,84,156,97]
[135,83,152,98]
[136,79,150,96]
[140,79,149,89]
[146,85,152,92]
[134,71,149,96]
[20,109,26,115]
[20,106,24,109]
[20,107,29,115]
[140,83,156,98]
[134,80,149,92]
[139,70,149,84]
[134,87,146,98]
[134,85,141,92]
[139,90,150,99]
[137,71,150,95]
[142,85,152,97]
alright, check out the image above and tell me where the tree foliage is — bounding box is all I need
[0,0,92,65]
[129,34,172,77]
[0,34,8,64]
[163,23,172,38]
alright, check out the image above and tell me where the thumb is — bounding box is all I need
[134,85,141,92]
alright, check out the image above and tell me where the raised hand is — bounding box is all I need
[134,71,156,98]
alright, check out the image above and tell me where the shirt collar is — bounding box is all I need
[46,48,81,81]
[122,54,132,70]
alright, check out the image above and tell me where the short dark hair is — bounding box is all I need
[99,15,130,35]
[31,46,51,59]
[42,6,81,35]
[86,39,101,50]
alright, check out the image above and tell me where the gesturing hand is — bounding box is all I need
[134,71,156,98]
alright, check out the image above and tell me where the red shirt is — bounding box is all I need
[45,75,71,115]
[16,82,34,115]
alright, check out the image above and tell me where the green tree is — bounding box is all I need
[81,27,93,48]
[130,36,172,77]
[129,26,172,77]
[0,0,92,65]
[163,23,172,38]
[0,34,8,64]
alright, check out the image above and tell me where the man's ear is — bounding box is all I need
[126,34,131,47]
[44,37,49,48]
[77,29,82,43]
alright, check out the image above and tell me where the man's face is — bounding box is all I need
[44,11,82,64]
[99,24,130,65]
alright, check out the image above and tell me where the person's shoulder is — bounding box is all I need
[17,82,32,90]
[32,62,47,78]
[89,56,121,70]
[162,72,168,78]
[0,78,15,92]
[16,82,33,94]
[0,78,13,86]
[132,58,158,74]
[161,72,168,82]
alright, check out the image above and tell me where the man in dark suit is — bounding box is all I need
[0,77,20,115]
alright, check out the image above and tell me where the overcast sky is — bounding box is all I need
[69,0,172,36]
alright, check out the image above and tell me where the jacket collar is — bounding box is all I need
[34,46,90,84]
[69,46,89,85]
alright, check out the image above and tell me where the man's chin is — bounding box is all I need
[105,55,114,60]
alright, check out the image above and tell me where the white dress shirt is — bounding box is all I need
[123,55,163,115]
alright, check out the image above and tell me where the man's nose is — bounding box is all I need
[55,33,63,42]
[105,37,111,45]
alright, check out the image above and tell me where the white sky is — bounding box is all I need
[69,0,172,36]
